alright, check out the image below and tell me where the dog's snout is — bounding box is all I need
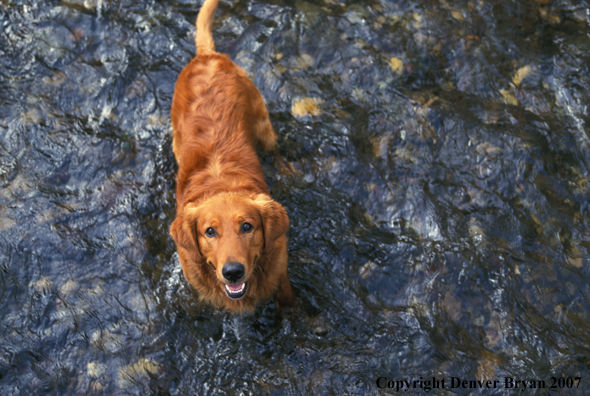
[222,262,245,282]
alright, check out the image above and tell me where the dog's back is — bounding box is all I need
[170,0,277,209]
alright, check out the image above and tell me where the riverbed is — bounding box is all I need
[1,0,589,394]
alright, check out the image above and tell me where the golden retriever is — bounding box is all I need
[170,0,293,313]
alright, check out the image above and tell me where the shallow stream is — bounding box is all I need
[1,0,590,394]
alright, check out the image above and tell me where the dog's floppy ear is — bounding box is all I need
[254,194,289,254]
[170,205,202,260]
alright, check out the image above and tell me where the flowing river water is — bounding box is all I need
[1,0,590,394]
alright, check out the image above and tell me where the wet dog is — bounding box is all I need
[170,0,293,313]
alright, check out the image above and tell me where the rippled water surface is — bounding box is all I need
[2,0,590,394]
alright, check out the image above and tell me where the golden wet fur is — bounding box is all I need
[170,0,293,313]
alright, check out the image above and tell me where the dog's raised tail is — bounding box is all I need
[196,0,219,55]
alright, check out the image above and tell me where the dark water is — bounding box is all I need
[2,0,590,394]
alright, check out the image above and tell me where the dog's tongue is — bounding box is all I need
[227,282,244,292]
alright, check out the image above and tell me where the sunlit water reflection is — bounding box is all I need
[1,0,590,394]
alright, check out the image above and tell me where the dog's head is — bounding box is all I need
[170,192,288,301]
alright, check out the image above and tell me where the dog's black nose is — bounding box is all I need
[222,262,245,282]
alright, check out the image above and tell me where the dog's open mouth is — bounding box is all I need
[224,282,247,299]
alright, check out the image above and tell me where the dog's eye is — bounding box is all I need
[242,222,253,233]
[205,227,216,237]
